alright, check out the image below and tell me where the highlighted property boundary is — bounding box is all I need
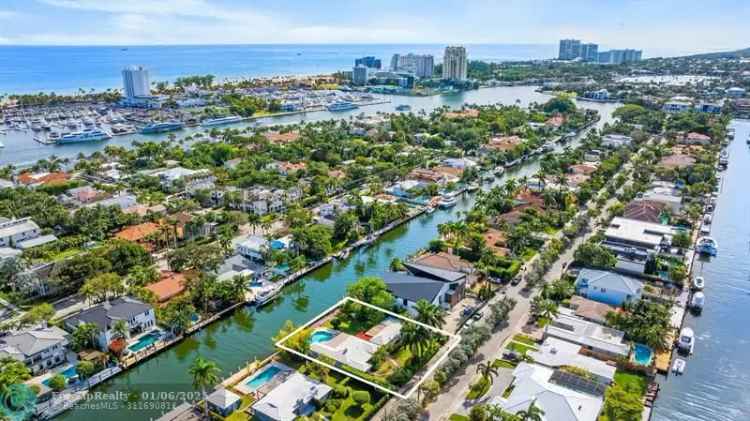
[275,296,461,399]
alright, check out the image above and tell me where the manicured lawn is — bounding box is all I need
[492,359,517,369]
[449,415,470,421]
[223,395,254,421]
[614,371,648,397]
[466,376,491,400]
[512,334,538,346]
[506,341,536,355]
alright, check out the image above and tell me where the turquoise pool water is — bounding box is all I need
[245,366,281,390]
[310,330,334,344]
[128,331,162,352]
[633,343,654,366]
[43,366,78,386]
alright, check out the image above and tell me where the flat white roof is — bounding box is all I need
[528,337,616,382]
[605,217,677,248]
[545,309,630,357]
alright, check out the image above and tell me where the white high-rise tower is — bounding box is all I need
[442,46,467,81]
[122,65,151,98]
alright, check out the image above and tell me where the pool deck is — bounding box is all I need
[231,361,293,397]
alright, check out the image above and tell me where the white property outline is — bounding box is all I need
[274,296,461,399]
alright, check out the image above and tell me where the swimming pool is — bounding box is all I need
[245,365,281,390]
[633,343,654,366]
[128,331,162,352]
[310,330,334,344]
[43,366,78,386]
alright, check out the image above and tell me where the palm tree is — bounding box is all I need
[399,323,432,358]
[112,320,129,341]
[414,300,445,328]
[189,356,222,419]
[476,361,499,385]
[516,400,544,421]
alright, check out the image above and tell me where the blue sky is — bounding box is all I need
[0,0,748,55]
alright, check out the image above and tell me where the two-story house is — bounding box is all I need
[63,297,156,351]
[0,326,69,375]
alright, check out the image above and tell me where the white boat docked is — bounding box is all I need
[494,166,506,176]
[677,327,695,354]
[201,115,243,127]
[253,282,283,307]
[438,195,458,209]
[672,358,686,375]
[466,183,480,192]
[696,237,718,256]
[692,276,705,290]
[691,291,705,313]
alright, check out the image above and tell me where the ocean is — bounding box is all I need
[0,43,556,95]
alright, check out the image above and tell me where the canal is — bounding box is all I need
[652,119,750,421]
[55,87,618,421]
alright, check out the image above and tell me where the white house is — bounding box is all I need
[0,326,69,375]
[0,218,42,248]
[489,362,604,421]
[544,308,630,360]
[604,217,679,252]
[528,337,616,385]
[252,372,332,421]
[309,328,379,372]
[601,134,632,149]
[236,235,269,261]
[64,297,156,350]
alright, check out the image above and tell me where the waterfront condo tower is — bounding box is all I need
[442,46,467,81]
[122,65,151,99]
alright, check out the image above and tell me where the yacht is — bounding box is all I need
[677,327,695,354]
[696,237,718,256]
[141,121,184,134]
[438,194,458,209]
[494,166,506,176]
[690,291,705,313]
[57,129,112,144]
[327,101,359,112]
[201,115,243,127]
[672,358,686,375]
[692,276,705,290]
[253,282,282,307]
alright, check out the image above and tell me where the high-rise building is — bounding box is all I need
[442,46,467,81]
[390,53,434,78]
[121,65,151,99]
[558,39,582,60]
[598,49,642,65]
[354,56,381,70]
[580,43,599,62]
[352,65,370,86]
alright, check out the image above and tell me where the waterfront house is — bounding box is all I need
[484,135,524,152]
[214,254,256,282]
[409,168,452,185]
[489,362,604,421]
[601,134,632,149]
[252,372,332,421]
[309,329,379,372]
[528,337,616,384]
[662,98,692,113]
[441,157,478,169]
[0,326,69,375]
[603,217,678,253]
[383,271,460,313]
[412,252,475,275]
[640,185,683,214]
[544,309,630,360]
[61,185,107,206]
[263,130,300,144]
[569,296,618,325]
[388,179,426,198]
[86,192,138,211]
[206,388,241,417]
[0,218,41,248]
[64,297,156,351]
[695,102,722,114]
[622,200,668,224]
[236,235,269,262]
[574,268,643,306]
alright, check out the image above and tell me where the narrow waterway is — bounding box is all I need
[55,89,617,421]
[652,120,750,421]
[0,86,620,167]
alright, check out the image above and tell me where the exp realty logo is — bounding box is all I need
[0,383,37,421]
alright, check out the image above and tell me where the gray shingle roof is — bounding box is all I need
[382,272,445,303]
[403,262,465,283]
[65,297,151,332]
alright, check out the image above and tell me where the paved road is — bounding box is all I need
[422,147,642,419]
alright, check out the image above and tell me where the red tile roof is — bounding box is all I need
[115,222,161,242]
[145,272,187,303]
